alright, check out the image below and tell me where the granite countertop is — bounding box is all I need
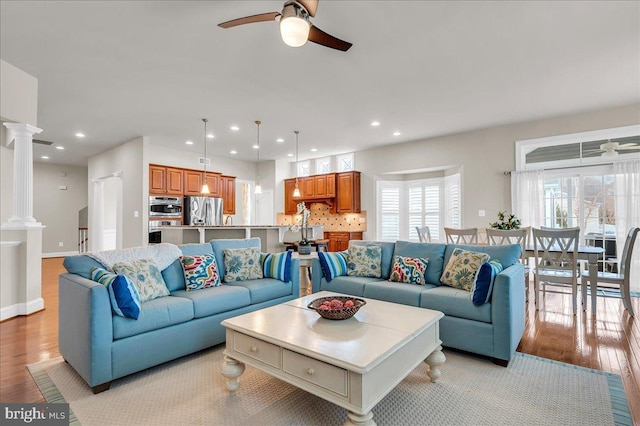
[158,225,290,229]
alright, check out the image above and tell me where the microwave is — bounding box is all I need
[149,196,183,217]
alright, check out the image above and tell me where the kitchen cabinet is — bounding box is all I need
[183,170,204,195]
[325,231,363,252]
[166,167,183,195]
[204,172,221,197]
[315,173,336,198]
[284,179,299,214]
[221,175,236,214]
[302,177,315,198]
[336,171,361,213]
[149,165,183,195]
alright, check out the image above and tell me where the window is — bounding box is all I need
[297,160,310,177]
[337,153,354,172]
[377,175,460,242]
[315,157,331,174]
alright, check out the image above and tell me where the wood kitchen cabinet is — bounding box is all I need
[221,175,236,214]
[315,173,335,198]
[325,231,363,252]
[336,171,361,213]
[166,167,183,195]
[149,165,183,195]
[284,179,300,214]
[205,173,221,197]
[183,170,203,195]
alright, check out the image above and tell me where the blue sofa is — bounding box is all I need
[311,240,526,365]
[59,238,300,392]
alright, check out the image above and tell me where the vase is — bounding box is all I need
[298,244,311,255]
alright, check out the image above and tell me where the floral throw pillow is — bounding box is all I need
[224,247,263,282]
[388,255,430,285]
[112,258,170,302]
[180,254,221,291]
[440,248,490,291]
[347,245,382,278]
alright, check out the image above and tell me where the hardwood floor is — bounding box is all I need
[1,258,639,424]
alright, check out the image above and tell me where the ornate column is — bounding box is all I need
[2,122,43,227]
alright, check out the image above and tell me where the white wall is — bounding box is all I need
[355,103,640,239]
[33,163,88,255]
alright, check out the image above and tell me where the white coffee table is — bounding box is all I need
[221,291,445,426]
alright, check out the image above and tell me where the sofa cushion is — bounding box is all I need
[388,255,430,285]
[420,286,492,323]
[112,295,194,340]
[63,255,107,279]
[90,267,141,319]
[444,244,522,269]
[363,281,435,307]
[171,285,251,318]
[318,251,349,282]
[162,243,214,292]
[349,240,396,279]
[228,278,293,304]
[393,241,447,285]
[261,251,292,282]
[347,245,382,278]
[180,254,221,291]
[211,238,261,281]
[113,258,170,302]
[440,248,490,291]
[224,247,263,282]
[319,276,375,296]
[472,260,504,306]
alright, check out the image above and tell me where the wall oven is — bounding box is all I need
[149,196,183,218]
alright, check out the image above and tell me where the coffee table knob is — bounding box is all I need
[250,346,258,353]
[307,368,314,376]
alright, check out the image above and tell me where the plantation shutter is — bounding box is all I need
[378,182,401,241]
[444,174,461,228]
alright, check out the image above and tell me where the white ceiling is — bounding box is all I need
[1,1,638,167]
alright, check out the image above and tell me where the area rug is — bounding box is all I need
[28,345,631,426]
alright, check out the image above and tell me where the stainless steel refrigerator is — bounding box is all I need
[183,196,223,226]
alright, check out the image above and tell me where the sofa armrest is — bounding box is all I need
[58,273,113,387]
[289,257,301,298]
[490,263,526,362]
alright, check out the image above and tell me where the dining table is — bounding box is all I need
[524,245,605,314]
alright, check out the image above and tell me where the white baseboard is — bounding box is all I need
[42,250,79,258]
[0,297,45,321]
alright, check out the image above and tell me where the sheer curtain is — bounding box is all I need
[511,170,545,229]
[614,159,640,293]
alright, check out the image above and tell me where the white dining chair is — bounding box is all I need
[416,226,432,243]
[532,227,581,314]
[486,227,531,300]
[444,227,478,245]
[583,227,638,317]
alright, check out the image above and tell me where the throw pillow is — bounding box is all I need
[440,248,490,291]
[224,247,263,282]
[112,258,170,302]
[180,254,221,291]
[388,255,430,285]
[318,251,349,282]
[90,267,141,319]
[261,251,292,282]
[471,260,504,306]
[347,245,382,278]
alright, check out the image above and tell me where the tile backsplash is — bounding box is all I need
[277,203,366,232]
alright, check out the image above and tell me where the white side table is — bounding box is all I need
[292,252,318,296]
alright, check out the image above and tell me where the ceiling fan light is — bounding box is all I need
[279,5,310,47]
[601,150,618,159]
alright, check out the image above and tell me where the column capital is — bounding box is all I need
[3,122,43,136]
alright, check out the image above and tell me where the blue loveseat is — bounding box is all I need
[311,240,526,365]
[59,238,300,392]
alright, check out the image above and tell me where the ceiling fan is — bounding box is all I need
[218,0,352,52]
[584,140,640,159]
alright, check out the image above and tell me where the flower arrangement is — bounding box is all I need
[296,202,311,244]
[489,211,521,230]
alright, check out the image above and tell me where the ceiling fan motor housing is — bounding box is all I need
[280,2,311,47]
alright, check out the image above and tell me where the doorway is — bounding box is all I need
[91,173,123,251]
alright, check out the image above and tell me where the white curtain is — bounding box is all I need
[614,159,640,293]
[511,170,545,229]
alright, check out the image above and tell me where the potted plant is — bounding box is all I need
[489,211,521,230]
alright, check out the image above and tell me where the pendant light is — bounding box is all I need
[254,120,262,194]
[292,130,301,197]
[201,118,210,194]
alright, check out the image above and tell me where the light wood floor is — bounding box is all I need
[1,258,639,424]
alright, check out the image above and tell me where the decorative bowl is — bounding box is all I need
[307,296,366,320]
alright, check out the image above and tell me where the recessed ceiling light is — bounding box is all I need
[276,138,284,143]
[230,150,237,155]
[310,148,318,152]
[371,121,381,127]
[185,140,194,145]
[56,146,65,150]
[230,126,239,131]
[252,144,259,149]
[287,153,293,157]
[75,132,85,138]
[393,131,401,136]
[41,155,49,159]
[207,134,215,139]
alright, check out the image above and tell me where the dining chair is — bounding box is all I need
[486,227,531,300]
[582,227,638,317]
[416,226,432,243]
[444,227,478,245]
[532,227,581,314]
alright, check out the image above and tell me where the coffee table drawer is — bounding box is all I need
[233,333,281,369]
[282,349,348,397]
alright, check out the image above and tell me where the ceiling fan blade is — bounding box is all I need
[218,12,280,29]
[583,149,604,154]
[299,0,319,17]
[308,25,352,51]
[617,145,640,150]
